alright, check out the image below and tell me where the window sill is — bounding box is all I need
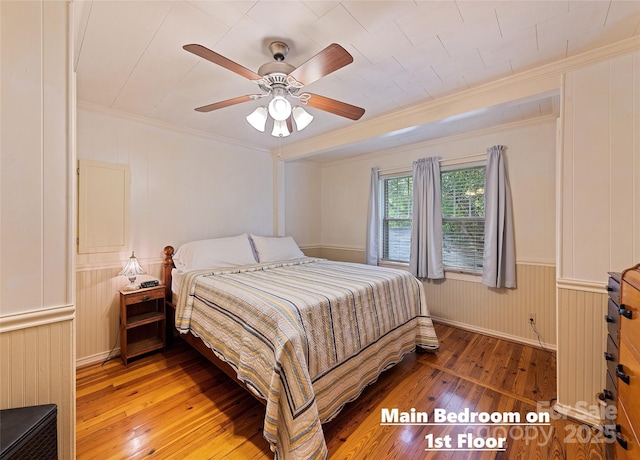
[444,270,482,283]
[378,260,410,271]
[377,262,482,284]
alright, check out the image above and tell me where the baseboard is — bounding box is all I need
[552,402,603,428]
[432,316,557,352]
[76,347,120,369]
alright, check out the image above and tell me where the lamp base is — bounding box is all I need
[121,283,140,291]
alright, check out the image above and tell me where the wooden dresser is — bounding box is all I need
[615,263,640,458]
[604,271,621,460]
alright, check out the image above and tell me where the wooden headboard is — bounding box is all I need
[162,245,175,302]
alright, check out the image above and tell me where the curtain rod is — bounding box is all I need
[377,151,486,175]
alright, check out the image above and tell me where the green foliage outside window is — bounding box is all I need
[441,166,486,272]
[382,176,412,261]
[380,165,487,272]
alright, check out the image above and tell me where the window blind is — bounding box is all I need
[382,175,412,262]
[441,166,486,272]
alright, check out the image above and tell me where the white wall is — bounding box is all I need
[555,50,639,425]
[284,161,322,248]
[318,117,557,264]
[77,106,274,264]
[560,52,640,281]
[1,1,72,314]
[0,2,75,458]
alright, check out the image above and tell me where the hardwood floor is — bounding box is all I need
[76,323,608,459]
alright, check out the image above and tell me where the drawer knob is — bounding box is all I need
[605,314,615,323]
[619,306,632,320]
[604,352,614,361]
[141,295,151,301]
[616,364,630,385]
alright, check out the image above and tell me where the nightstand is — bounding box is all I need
[120,285,166,365]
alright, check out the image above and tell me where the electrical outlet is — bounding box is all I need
[528,313,536,324]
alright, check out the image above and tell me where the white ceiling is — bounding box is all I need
[75,0,640,162]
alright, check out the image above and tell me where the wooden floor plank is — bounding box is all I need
[76,323,607,459]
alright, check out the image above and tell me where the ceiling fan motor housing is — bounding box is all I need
[258,42,296,77]
[269,41,289,61]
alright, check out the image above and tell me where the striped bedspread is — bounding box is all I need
[175,258,439,459]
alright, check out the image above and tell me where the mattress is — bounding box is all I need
[174,257,439,459]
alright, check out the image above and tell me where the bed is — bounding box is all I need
[162,234,439,459]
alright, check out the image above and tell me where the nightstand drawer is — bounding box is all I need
[122,286,164,305]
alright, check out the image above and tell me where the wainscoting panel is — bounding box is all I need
[0,314,75,459]
[76,261,162,365]
[425,264,557,349]
[555,287,607,425]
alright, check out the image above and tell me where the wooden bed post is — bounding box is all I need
[163,245,174,302]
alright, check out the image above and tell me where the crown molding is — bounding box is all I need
[77,101,271,154]
[277,36,640,161]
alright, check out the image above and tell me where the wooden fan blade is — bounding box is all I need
[195,95,255,112]
[288,44,353,86]
[304,93,365,120]
[184,44,261,81]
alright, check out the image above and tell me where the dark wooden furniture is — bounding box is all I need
[0,404,57,459]
[614,263,640,459]
[120,285,166,365]
[603,271,621,457]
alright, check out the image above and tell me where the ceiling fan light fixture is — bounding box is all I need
[246,106,268,132]
[292,106,314,131]
[268,95,292,121]
[271,119,291,137]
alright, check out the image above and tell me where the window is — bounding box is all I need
[381,175,412,262]
[378,164,486,273]
[441,166,486,273]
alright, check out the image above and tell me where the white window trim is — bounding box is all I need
[378,170,412,264]
[440,160,487,276]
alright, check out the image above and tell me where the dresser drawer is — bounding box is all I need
[619,295,639,361]
[615,399,640,460]
[608,272,621,304]
[605,370,617,403]
[606,333,619,380]
[606,298,620,343]
[617,336,640,432]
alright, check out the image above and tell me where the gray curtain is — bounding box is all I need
[409,157,444,279]
[482,145,516,288]
[365,167,380,265]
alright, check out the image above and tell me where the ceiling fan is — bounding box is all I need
[183,41,365,137]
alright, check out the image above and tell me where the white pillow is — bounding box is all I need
[173,234,257,270]
[251,235,305,263]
